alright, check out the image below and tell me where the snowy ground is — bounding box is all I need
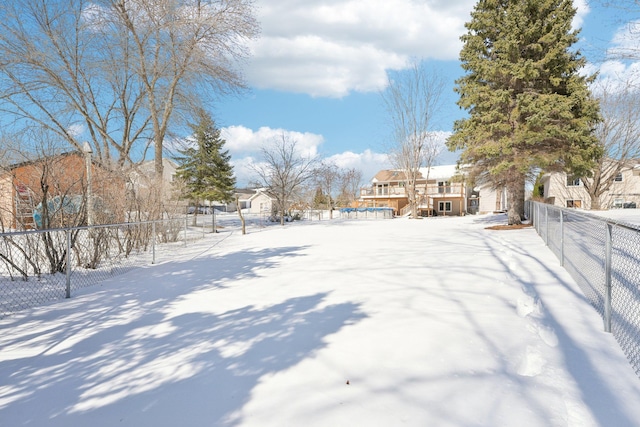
[1,214,639,427]
[586,208,640,225]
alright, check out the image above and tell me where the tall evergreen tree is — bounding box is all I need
[175,110,235,224]
[447,0,601,224]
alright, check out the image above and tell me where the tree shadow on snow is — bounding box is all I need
[476,228,640,427]
[0,245,367,426]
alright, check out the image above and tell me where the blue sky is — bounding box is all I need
[211,0,637,186]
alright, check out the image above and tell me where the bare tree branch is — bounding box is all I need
[583,78,640,209]
[251,133,317,225]
[0,0,259,181]
[381,61,445,218]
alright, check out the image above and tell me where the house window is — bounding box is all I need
[438,201,452,212]
[614,173,623,182]
[566,200,582,208]
[438,181,451,194]
[613,198,624,208]
[376,184,389,196]
[566,176,581,186]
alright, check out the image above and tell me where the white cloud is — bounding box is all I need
[223,125,325,186]
[591,19,640,95]
[248,0,592,98]
[590,60,640,97]
[222,125,324,157]
[222,125,396,186]
[327,149,391,182]
[573,0,589,30]
[323,131,458,183]
[248,0,476,97]
[230,156,259,188]
[606,19,640,67]
[67,123,85,138]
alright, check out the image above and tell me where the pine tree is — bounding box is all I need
[175,110,235,224]
[447,0,601,224]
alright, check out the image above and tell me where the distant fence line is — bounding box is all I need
[527,201,640,377]
[0,209,392,319]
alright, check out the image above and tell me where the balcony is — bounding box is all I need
[360,187,406,197]
[361,183,465,198]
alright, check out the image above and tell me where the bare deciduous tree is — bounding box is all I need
[381,62,445,218]
[583,79,640,209]
[235,193,246,234]
[597,2,640,62]
[336,167,363,208]
[251,134,317,225]
[314,161,340,218]
[0,0,258,180]
[108,0,258,177]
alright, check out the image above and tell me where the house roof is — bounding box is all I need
[7,151,89,170]
[372,165,460,183]
[372,170,413,183]
[234,188,259,201]
[247,188,274,201]
[419,164,460,181]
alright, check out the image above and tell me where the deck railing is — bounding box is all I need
[361,183,465,198]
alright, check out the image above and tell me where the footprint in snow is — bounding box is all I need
[517,295,539,317]
[536,324,559,348]
[517,345,546,377]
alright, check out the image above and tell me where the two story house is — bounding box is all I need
[539,159,640,209]
[359,165,506,217]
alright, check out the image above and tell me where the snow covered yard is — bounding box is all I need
[587,208,640,225]
[1,214,639,427]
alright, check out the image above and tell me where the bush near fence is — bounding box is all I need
[528,201,640,377]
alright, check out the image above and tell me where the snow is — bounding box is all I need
[1,214,640,427]
[585,208,640,226]
[419,164,459,180]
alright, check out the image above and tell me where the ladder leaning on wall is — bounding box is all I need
[14,184,35,229]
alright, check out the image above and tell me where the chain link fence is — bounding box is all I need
[528,201,640,376]
[0,212,274,319]
[0,218,190,318]
[1,208,424,320]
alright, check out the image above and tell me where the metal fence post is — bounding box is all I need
[184,215,188,246]
[152,221,156,265]
[604,223,613,333]
[65,229,71,299]
[545,204,549,246]
[531,202,536,230]
[560,210,564,267]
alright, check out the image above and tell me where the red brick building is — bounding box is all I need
[0,152,124,229]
